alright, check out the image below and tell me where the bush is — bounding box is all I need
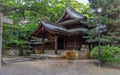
[92,46,120,64]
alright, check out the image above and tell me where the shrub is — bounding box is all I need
[92,46,120,64]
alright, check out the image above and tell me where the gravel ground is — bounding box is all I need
[2,59,120,75]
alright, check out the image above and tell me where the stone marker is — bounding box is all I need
[0,5,13,74]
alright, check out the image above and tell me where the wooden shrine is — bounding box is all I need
[31,7,92,54]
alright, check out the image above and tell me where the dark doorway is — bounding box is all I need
[58,38,64,49]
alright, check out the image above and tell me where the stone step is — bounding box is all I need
[78,51,92,59]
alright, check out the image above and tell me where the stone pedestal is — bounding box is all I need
[65,50,78,60]
[35,50,44,54]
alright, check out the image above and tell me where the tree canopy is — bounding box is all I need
[84,0,120,45]
[1,0,91,50]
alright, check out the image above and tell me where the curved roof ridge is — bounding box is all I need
[41,20,88,35]
[56,7,85,23]
[31,23,42,37]
[41,20,67,32]
[32,20,89,37]
[66,7,84,20]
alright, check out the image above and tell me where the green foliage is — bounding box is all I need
[92,46,120,63]
[3,21,37,50]
[85,0,120,45]
[2,0,90,50]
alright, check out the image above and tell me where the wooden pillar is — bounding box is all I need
[88,43,91,51]
[42,38,45,53]
[78,43,81,51]
[54,36,58,54]
[92,43,94,49]
[64,38,66,50]
[74,37,76,50]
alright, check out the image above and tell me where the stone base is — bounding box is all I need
[86,51,92,59]
[3,49,19,56]
[65,50,78,60]
[35,50,44,54]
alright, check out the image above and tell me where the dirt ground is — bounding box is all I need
[2,59,120,75]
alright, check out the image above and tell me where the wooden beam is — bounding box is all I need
[54,36,58,54]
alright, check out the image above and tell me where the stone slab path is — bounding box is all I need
[2,60,120,75]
